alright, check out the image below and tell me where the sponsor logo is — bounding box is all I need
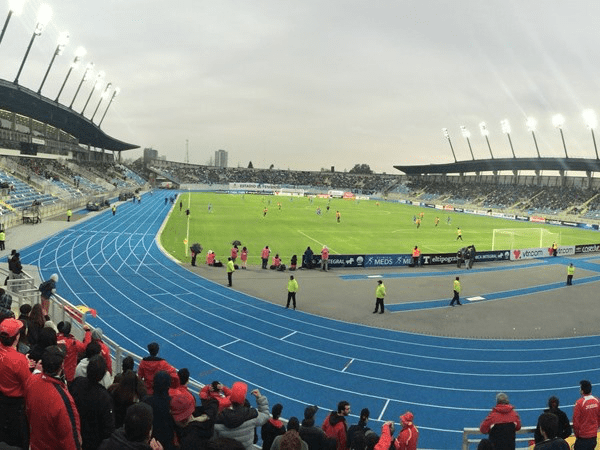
[548,220,562,225]
[576,244,600,253]
[516,215,529,221]
[561,221,579,227]
[530,216,545,223]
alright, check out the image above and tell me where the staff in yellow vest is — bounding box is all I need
[449,276,462,306]
[0,229,5,250]
[567,263,574,286]
[286,275,299,310]
[66,209,72,222]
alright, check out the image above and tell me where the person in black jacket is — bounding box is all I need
[347,408,371,449]
[534,396,572,444]
[261,403,285,450]
[299,405,335,450]
[144,371,178,450]
[98,402,162,450]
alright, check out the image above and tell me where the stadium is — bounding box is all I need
[3,3,600,450]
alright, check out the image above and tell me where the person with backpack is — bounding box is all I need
[39,274,58,316]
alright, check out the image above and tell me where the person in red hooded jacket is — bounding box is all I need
[322,401,350,450]
[57,321,90,383]
[199,380,232,412]
[138,342,178,395]
[480,392,521,450]
[395,412,419,450]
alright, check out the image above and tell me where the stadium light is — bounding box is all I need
[442,128,457,163]
[69,62,94,108]
[98,87,120,127]
[501,119,516,158]
[55,46,87,102]
[552,114,569,158]
[13,4,53,85]
[91,82,112,122]
[583,109,599,159]
[38,31,69,94]
[479,122,494,159]
[526,117,541,158]
[82,70,104,115]
[460,126,475,160]
[0,0,26,48]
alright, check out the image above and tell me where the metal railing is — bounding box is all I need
[462,426,535,450]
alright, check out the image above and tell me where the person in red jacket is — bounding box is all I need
[0,317,31,448]
[374,421,395,450]
[199,380,232,412]
[573,379,600,450]
[480,392,521,450]
[138,342,178,395]
[25,345,82,450]
[57,321,90,383]
[322,400,350,450]
[396,412,419,450]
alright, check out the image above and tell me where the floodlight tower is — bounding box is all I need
[442,128,457,162]
[552,114,569,158]
[55,46,87,102]
[526,117,541,158]
[81,71,104,115]
[91,82,112,122]
[583,109,599,160]
[479,122,494,159]
[69,63,94,108]
[0,0,26,48]
[14,4,52,85]
[501,119,516,158]
[460,126,475,160]
[98,87,120,127]
[38,31,69,94]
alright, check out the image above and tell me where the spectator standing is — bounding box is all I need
[534,412,569,450]
[286,275,299,310]
[69,355,116,450]
[0,318,31,448]
[573,379,600,450]
[347,408,371,449]
[8,251,23,280]
[84,328,113,376]
[98,402,163,450]
[260,403,285,450]
[25,345,83,450]
[322,401,351,450]
[39,273,58,316]
[75,341,114,389]
[261,246,271,269]
[373,280,386,314]
[144,371,178,450]
[137,342,178,395]
[567,264,575,286]
[321,246,329,271]
[479,392,522,450]
[57,321,91,383]
[213,382,270,449]
[227,257,235,287]
[449,276,462,306]
[109,369,148,429]
[534,396,571,444]
[373,421,395,450]
[270,417,309,450]
[300,405,332,450]
[396,412,419,450]
[199,380,232,412]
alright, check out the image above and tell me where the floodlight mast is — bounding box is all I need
[479,122,494,159]
[0,0,26,48]
[526,117,541,158]
[552,114,569,158]
[38,31,69,94]
[460,126,475,160]
[501,119,516,158]
[442,128,457,162]
[82,71,104,115]
[55,46,87,102]
[91,82,112,122]
[69,62,94,108]
[98,87,119,127]
[583,109,599,160]
[14,4,53,85]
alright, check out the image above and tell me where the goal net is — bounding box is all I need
[492,228,560,251]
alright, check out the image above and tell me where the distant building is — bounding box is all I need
[215,149,228,168]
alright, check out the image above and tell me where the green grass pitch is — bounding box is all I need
[159,192,599,265]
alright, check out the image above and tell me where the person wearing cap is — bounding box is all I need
[347,408,372,449]
[395,412,419,450]
[480,392,521,450]
[199,380,232,412]
[57,321,92,383]
[138,342,178,395]
[300,405,332,450]
[98,402,164,450]
[171,392,218,450]
[321,246,329,271]
[271,416,309,450]
[84,327,113,376]
[261,403,286,450]
[0,317,31,448]
[69,354,116,449]
[25,345,83,450]
[573,379,600,450]
[213,381,270,449]
[322,400,351,450]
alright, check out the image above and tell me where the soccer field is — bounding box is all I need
[159,192,599,265]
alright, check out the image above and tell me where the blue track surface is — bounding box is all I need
[19,191,600,449]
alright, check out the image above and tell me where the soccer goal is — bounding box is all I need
[491,228,560,250]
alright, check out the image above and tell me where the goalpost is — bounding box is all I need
[492,228,560,250]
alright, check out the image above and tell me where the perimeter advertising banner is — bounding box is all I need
[306,254,366,268]
[510,246,575,260]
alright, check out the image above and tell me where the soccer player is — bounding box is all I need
[263,207,268,217]
[456,227,463,241]
[336,211,341,223]
[435,217,440,227]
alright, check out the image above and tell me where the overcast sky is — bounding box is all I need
[2,0,600,173]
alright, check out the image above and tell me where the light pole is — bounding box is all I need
[552,114,569,158]
[55,46,86,102]
[98,87,120,127]
[442,128,457,162]
[501,119,516,158]
[583,109,599,160]
[69,63,94,108]
[526,117,541,157]
[0,0,26,48]
[14,4,52,85]
[38,31,69,94]
[91,82,112,122]
[460,126,475,160]
[479,122,494,159]
[82,71,104,115]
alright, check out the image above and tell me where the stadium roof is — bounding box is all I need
[0,78,138,152]
[394,157,600,175]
